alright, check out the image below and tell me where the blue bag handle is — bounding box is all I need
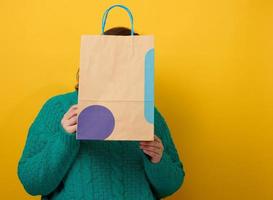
[101,4,134,36]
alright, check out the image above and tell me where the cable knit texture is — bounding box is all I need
[17,90,185,200]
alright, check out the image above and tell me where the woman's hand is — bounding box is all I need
[61,104,78,134]
[139,135,164,163]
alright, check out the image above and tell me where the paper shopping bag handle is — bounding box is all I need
[101,4,134,36]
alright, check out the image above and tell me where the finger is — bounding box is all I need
[69,104,78,110]
[139,142,161,149]
[67,105,78,113]
[69,124,77,133]
[67,115,77,126]
[140,140,158,145]
[65,104,78,115]
[140,140,161,148]
[65,124,77,134]
[154,135,164,149]
[139,141,150,145]
[154,135,161,142]
[65,109,78,120]
[140,135,161,143]
[143,149,160,158]
[141,146,161,155]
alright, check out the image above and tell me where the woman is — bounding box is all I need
[17,27,185,200]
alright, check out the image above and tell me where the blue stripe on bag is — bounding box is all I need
[144,48,154,124]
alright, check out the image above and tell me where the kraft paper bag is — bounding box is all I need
[76,4,154,141]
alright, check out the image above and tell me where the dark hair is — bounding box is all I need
[75,27,139,91]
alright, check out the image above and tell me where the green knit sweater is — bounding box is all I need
[17,90,185,200]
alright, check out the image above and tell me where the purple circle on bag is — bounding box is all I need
[78,105,115,140]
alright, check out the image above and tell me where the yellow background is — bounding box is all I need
[1,0,273,199]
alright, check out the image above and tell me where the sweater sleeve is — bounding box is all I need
[142,107,185,199]
[17,96,80,196]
